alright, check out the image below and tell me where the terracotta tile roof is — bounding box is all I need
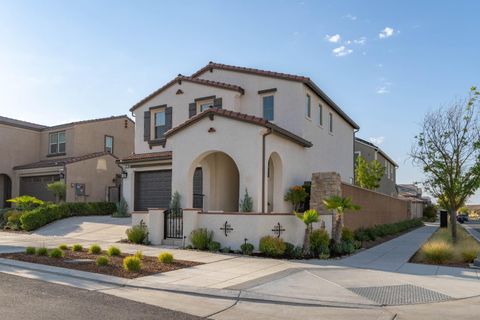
[118,151,173,164]
[0,115,47,131]
[46,115,134,131]
[192,62,360,129]
[13,152,117,170]
[165,108,312,148]
[130,76,245,112]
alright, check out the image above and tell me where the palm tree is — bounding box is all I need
[323,196,360,245]
[295,209,319,255]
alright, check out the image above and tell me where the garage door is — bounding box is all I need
[134,170,172,211]
[20,175,60,202]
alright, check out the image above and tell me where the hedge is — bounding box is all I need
[20,202,116,231]
[353,218,424,242]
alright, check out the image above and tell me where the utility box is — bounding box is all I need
[440,210,448,228]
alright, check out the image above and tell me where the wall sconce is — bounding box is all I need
[121,171,128,179]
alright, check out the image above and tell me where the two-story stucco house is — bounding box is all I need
[354,137,398,196]
[118,62,359,214]
[0,115,134,208]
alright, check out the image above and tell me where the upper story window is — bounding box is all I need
[305,94,311,118]
[318,104,323,126]
[197,99,214,113]
[154,109,166,139]
[105,135,114,154]
[262,95,274,121]
[49,131,65,154]
[329,112,333,133]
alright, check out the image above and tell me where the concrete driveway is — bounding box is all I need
[32,216,131,242]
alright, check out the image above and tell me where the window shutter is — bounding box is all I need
[188,103,196,118]
[143,111,151,141]
[213,97,222,109]
[165,106,173,131]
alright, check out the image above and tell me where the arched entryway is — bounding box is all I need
[0,174,12,209]
[189,151,240,212]
[267,152,283,213]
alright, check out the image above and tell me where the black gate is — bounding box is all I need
[164,208,183,239]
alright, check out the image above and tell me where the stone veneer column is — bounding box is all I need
[309,172,342,214]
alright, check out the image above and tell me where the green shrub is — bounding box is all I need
[49,248,64,258]
[158,252,174,264]
[107,246,121,256]
[220,247,231,253]
[421,241,454,264]
[284,185,308,212]
[5,210,23,230]
[341,228,354,242]
[58,244,68,250]
[423,205,437,222]
[36,247,48,256]
[96,256,109,266]
[113,198,129,218]
[25,247,36,254]
[134,251,144,260]
[284,242,303,259]
[353,219,424,243]
[126,221,149,244]
[7,196,44,211]
[460,246,480,263]
[239,188,253,212]
[189,228,213,250]
[0,208,12,228]
[240,243,254,255]
[88,244,102,254]
[71,244,83,252]
[309,229,330,257]
[207,241,221,252]
[259,236,286,257]
[123,256,141,272]
[47,181,66,203]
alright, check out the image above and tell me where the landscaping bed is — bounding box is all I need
[0,247,201,279]
[410,225,480,268]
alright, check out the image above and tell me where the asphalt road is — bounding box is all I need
[0,273,202,320]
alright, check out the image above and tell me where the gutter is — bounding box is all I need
[261,128,273,213]
[353,128,359,184]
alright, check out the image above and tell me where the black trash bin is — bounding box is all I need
[440,210,448,228]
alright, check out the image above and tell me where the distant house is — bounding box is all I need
[465,204,480,215]
[354,137,398,196]
[396,184,432,206]
[0,115,134,208]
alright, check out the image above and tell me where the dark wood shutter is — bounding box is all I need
[143,111,151,141]
[165,107,173,131]
[213,97,222,109]
[189,103,196,118]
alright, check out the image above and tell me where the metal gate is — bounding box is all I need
[164,208,183,239]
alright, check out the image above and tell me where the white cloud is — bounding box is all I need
[353,37,367,45]
[369,136,385,145]
[344,14,357,21]
[325,34,341,43]
[376,86,390,94]
[379,27,395,39]
[332,46,353,57]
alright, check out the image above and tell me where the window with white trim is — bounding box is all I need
[154,109,166,139]
[105,136,114,153]
[318,104,323,126]
[49,131,66,154]
[196,99,214,113]
[262,95,274,121]
[305,94,311,118]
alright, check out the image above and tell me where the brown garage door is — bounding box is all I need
[20,175,60,202]
[134,170,172,211]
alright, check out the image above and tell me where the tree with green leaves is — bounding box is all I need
[47,181,66,203]
[323,196,360,245]
[355,155,385,190]
[295,209,319,254]
[410,87,480,242]
[240,188,253,212]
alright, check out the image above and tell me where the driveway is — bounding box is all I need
[32,216,131,242]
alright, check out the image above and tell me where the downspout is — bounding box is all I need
[353,128,359,184]
[261,128,273,213]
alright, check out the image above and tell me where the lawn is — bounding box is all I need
[411,225,480,267]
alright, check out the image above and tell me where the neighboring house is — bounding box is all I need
[397,184,432,205]
[466,204,480,215]
[119,62,359,213]
[354,137,398,196]
[0,115,134,208]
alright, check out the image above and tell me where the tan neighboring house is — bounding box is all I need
[119,62,359,214]
[0,115,134,208]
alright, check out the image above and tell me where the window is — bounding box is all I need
[154,110,166,139]
[305,94,311,118]
[197,99,214,113]
[329,112,333,133]
[318,104,323,126]
[105,136,114,154]
[262,95,274,121]
[49,131,65,154]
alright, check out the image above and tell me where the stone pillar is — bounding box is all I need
[147,209,165,245]
[309,172,342,214]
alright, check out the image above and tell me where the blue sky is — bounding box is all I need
[1,1,479,203]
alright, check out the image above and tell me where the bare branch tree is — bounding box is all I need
[410,87,480,242]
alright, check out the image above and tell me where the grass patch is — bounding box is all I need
[412,226,480,266]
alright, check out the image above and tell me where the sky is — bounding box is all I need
[0,0,479,203]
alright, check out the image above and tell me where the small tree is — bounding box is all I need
[239,188,253,212]
[323,196,360,245]
[284,185,308,212]
[7,196,44,211]
[47,181,66,203]
[410,87,480,242]
[170,191,181,214]
[355,156,385,190]
[295,209,319,255]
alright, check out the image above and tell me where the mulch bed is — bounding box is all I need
[0,250,202,279]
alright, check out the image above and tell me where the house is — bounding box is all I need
[397,184,432,205]
[0,115,134,208]
[354,137,398,196]
[119,62,359,214]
